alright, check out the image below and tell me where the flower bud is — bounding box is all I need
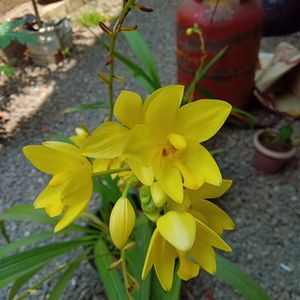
[150,182,168,207]
[109,197,135,249]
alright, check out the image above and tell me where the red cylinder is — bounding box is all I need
[176,0,263,108]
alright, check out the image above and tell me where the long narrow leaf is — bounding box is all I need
[185,47,228,100]
[123,31,161,89]
[0,220,10,242]
[8,266,43,300]
[0,204,55,225]
[127,216,153,300]
[0,231,53,257]
[94,238,126,300]
[64,102,109,113]
[97,39,157,93]
[0,239,92,287]
[216,254,271,300]
[48,261,81,300]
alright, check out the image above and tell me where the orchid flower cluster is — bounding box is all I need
[23,84,234,291]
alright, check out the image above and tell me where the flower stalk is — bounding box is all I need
[105,0,136,121]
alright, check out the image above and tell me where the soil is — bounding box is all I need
[259,131,294,153]
[1,1,300,300]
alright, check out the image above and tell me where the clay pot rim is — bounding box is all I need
[253,129,296,159]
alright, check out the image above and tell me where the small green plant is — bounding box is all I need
[78,11,108,28]
[278,123,293,144]
[0,19,37,76]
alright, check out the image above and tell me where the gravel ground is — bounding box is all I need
[1,0,300,299]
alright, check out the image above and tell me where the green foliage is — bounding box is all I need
[0,65,14,76]
[64,102,109,113]
[278,123,293,143]
[216,254,271,300]
[94,238,127,300]
[48,260,81,300]
[0,19,37,48]
[78,11,107,28]
[123,31,161,90]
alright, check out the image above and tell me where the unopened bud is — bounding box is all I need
[134,3,153,13]
[186,28,193,36]
[109,197,135,249]
[150,182,168,207]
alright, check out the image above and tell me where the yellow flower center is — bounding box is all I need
[162,133,187,158]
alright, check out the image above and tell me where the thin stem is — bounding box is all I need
[93,166,131,177]
[82,211,108,231]
[121,249,134,300]
[31,0,42,29]
[122,176,138,198]
[107,0,135,121]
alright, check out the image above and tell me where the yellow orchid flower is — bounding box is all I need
[124,85,232,203]
[142,210,232,291]
[109,196,136,249]
[82,90,154,185]
[23,141,93,232]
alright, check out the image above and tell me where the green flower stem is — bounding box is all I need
[16,264,67,300]
[93,166,131,177]
[82,211,108,231]
[122,176,138,198]
[121,248,134,300]
[107,0,135,121]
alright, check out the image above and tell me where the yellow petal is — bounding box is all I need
[188,179,232,200]
[34,184,64,209]
[153,235,177,291]
[45,203,65,217]
[125,124,161,166]
[157,211,196,252]
[23,146,80,174]
[54,200,88,232]
[109,197,136,249]
[82,122,129,158]
[167,133,187,150]
[145,85,184,135]
[43,141,81,157]
[181,138,222,187]
[93,158,110,173]
[195,219,232,252]
[174,99,232,142]
[154,160,183,203]
[177,254,200,280]
[127,159,154,186]
[114,90,143,128]
[150,182,168,207]
[190,238,216,274]
[142,228,160,280]
[61,168,93,206]
[191,199,234,234]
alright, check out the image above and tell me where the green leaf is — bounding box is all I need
[216,254,271,300]
[0,231,53,257]
[94,238,127,300]
[97,38,158,93]
[64,102,109,113]
[0,220,10,243]
[48,132,75,144]
[0,204,55,225]
[185,47,228,101]
[150,269,181,300]
[0,239,92,287]
[48,261,80,300]
[0,65,14,76]
[123,31,161,89]
[230,107,256,128]
[127,216,153,300]
[93,176,121,223]
[8,266,43,300]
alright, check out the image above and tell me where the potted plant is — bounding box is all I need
[22,0,72,65]
[252,124,297,173]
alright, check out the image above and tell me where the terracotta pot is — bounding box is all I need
[252,129,296,173]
